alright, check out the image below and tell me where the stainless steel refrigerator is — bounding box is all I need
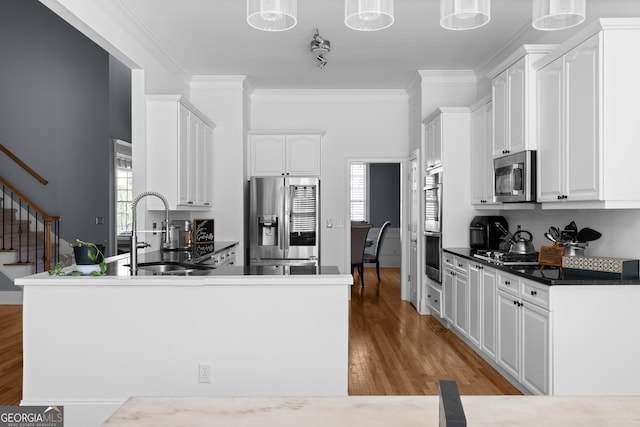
[249,176,320,266]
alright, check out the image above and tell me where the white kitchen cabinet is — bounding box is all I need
[489,45,556,159]
[470,97,502,206]
[248,132,322,177]
[443,256,469,336]
[424,115,442,171]
[497,272,550,395]
[443,266,455,324]
[480,266,498,360]
[426,283,442,317]
[147,95,216,210]
[535,19,640,208]
[469,262,498,356]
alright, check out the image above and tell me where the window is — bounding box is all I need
[350,163,367,221]
[116,154,133,236]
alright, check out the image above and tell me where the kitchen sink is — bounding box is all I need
[132,261,215,276]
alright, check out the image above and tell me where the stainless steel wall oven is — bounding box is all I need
[424,170,442,283]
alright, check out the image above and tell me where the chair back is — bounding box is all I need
[351,222,372,264]
[372,221,391,258]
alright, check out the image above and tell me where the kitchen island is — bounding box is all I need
[15,249,353,427]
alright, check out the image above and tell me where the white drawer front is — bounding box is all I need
[454,257,469,276]
[497,271,520,297]
[521,279,549,310]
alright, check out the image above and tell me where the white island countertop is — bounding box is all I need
[102,395,640,426]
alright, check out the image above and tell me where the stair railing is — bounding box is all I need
[0,177,60,272]
[1,142,60,273]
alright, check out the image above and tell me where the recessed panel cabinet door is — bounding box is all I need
[468,264,482,347]
[497,291,520,379]
[492,71,508,158]
[178,105,190,205]
[565,34,600,201]
[481,267,497,360]
[508,57,527,154]
[455,273,469,335]
[250,135,286,176]
[537,57,564,202]
[443,269,455,324]
[522,302,550,395]
[286,134,321,176]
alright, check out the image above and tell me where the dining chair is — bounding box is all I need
[363,220,391,281]
[351,221,372,287]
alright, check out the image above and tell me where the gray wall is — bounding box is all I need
[0,0,130,290]
[369,163,400,228]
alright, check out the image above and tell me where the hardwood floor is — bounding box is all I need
[0,304,22,405]
[0,269,518,404]
[349,267,521,395]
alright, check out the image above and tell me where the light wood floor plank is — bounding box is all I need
[349,267,521,396]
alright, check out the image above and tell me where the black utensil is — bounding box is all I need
[564,221,578,238]
[576,227,602,242]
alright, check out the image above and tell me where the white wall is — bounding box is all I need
[190,77,247,263]
[250,90,409,273]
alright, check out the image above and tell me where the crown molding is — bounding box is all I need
[417,70,477,87]
[250,89,408,104]
[190,76,247,91]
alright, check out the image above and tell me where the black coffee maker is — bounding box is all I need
[469,216,509,250]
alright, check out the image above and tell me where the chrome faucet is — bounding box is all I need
[130,191,171,275]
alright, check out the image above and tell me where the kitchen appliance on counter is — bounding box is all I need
[473,250,540,266]
[494,151,536,203]
[162,220,193,251]
[249,176,320,267]
[424,170,443,283]
[469,216,508,250]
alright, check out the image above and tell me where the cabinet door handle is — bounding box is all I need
[513,300,518,305]
[434,299,438,303]
[505,281,511,285]
[531,290,537,296]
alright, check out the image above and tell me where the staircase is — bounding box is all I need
[0,200,59,281]
[1,144,60,284]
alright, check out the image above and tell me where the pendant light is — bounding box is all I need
[440,0,490,31]
[247,0,297,32]
[532,0,585,31]
[345,0,394,31]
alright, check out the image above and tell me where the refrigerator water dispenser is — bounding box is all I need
[258,215,278,246]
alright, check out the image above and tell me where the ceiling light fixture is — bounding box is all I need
[440,0,490,31]
[344,0,394,31]
[532,0,586,31]
[247,0,297,32]
[310,29,331,69]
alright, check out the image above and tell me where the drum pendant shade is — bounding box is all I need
[440,0,490,31]
[532,0,585,31]
[247,0,297,31]
[345,0,394,31]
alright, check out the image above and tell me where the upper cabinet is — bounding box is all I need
[489,45,557,159]
[470,96,502,207]
[424,115,442,171]
[535,19,640,209]
[146,95,216,210]
[248,132,323,177]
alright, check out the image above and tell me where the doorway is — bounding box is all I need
[347,158,407,299]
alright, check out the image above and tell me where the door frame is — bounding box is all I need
[345,157,408,300]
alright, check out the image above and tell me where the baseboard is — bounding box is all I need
[20,399,124,427]
[0,290,23,304]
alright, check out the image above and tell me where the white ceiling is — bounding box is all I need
[118,0,640,90]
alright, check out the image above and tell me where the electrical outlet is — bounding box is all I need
[198,363,211,383]
[326,219,333,228]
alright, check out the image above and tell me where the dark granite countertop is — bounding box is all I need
[444,248,640,286]
[106,243,341,277]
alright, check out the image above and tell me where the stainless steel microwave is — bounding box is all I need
[494,151,536,203]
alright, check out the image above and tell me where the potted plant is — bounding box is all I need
[49,240,107,276]
[71,240,107,276]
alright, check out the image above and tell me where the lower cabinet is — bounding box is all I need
[443,257,469,336]
[497,272,551,395]
[426,284,442,317]
[442,253,550,395]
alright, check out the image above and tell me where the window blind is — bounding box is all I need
[350,163,367,221]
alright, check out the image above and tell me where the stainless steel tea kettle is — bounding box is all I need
[509,228,536,255]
